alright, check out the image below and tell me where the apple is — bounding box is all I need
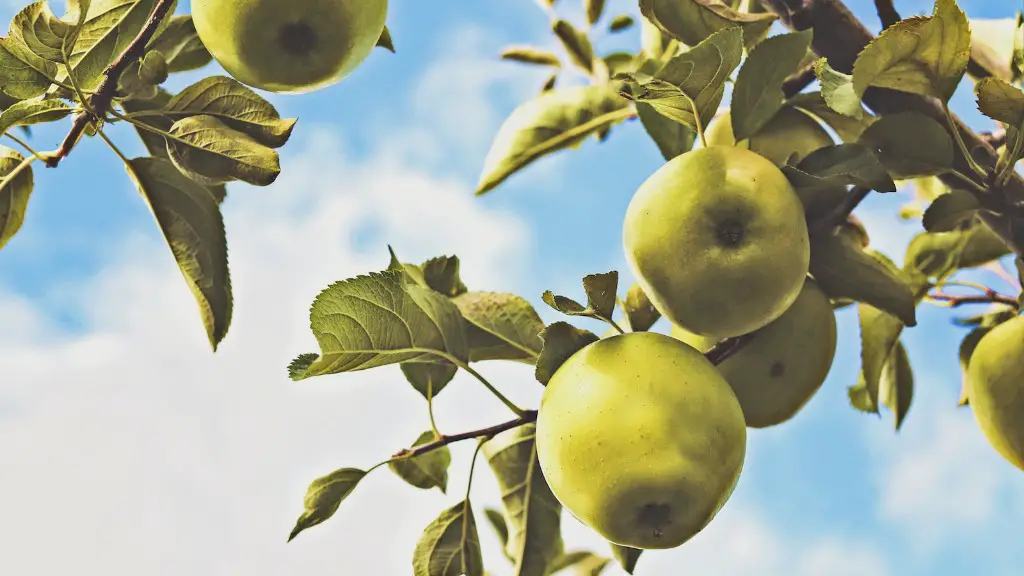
[966,314,1024,471]
[536,332,746,549]
[192,0,388,94]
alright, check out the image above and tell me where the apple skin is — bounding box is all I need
[536,332,747,550]
[705,106,834,166]
[192,0,388,94]
[966,314,1024,472]
[623,146,810,340]
[671,279,838,428]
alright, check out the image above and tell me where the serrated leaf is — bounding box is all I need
[879,340,913,430]
[858,112,954,179]
[475,85,629,195]
[484,508,512,561]
[387,245,430,288]
[0,147,34,251]
[810,229,917,326]
[500,45,561,67]
[420,255,468,297]
[783,143,896,193]
[452,292,544,363]
[542,291,586,315]
[389,431,451,493]
[483,423,563,575]
[814,57,863,118]
[585,0,606,26]
[145,15,212,72]
[0,98,73,135]
[288,467,367,542]
[857,304,906,413]
[788,91,875,142]
[552,19,594,73]
[535,322,598,385]
[413,499,485,576]
[401,361,457,400]
[166,114,281,186]
[621,26,742,131]
[0,36,58,98]
[163,76,297,148]
[542,271,619,322]
[976,77,1024,128]
[852,0,970,102]
[138,49,167,85]
[64,0,168,90]
[376,25,395,52]
[730,30,813,140]
[125,156,231,349]
[289,269,469,380]
[922,189,980,232]
[609,15,634,32]
[10,1,74,62]
[610,544,641,574]
[639,0,777,50]
[904,226,1011,283]
[636,101,695,160]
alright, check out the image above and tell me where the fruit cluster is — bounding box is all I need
[535,109,841,550]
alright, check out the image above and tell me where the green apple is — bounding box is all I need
[705,106,834,166]
[966,314,1024,472]
[623,146,810,340]
[192,0,388,94]
[536,332,746,549]
[673,279,837,428]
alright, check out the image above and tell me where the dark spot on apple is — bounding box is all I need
[770,361,785,378]
[716,218,746,247]
[278,21,317,57]
[637,503,672,538]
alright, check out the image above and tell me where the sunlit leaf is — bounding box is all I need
[730,30,813,140]
[389,431,451,493]
[413,499,485,576]
[453,291,544,363]
[639,0,776,50]
[0,146,34,251]
[288,467,367,542]
[166,114,281,186]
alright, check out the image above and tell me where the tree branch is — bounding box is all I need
[927,290,1019,308]
[391,410,539,460]
[873,0,900,30]
[761,0,1024,257]
[45,0,175,168]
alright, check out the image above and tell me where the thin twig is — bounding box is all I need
[873,0,901,30]
[391,410,539,460]
[45,0,175,168]
[926,290,1019,308]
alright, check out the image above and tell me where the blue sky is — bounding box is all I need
[1,0,1022,575]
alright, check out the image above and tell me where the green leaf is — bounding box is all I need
[852,0,970,102]
[0,36,59,99]
[289,269,469,380]
[65,0,169,90]
[610,544,641,574]
[288,467,367,542]
[483,508,513,562]
[904,226,1011,283]
[783,143,896,193]
[483,423,563,575]
[548,551,611,575]
[118,59,158,100]
[859,112,954,179]
[639,0,777,50]
[475,85,629,195]
[10,1,74,62]
[609,15,635,32]
[970,17,1022,82]
[387,245,430,288]
[788,91,875,142]
[730,30,813,140]
[401,361,457,400]
[166,114,281,186]
[389,431,451,493]
[0,98,73,134]
[535,322,599,385]
[452,292,544,363]
[814,57,863,119]
[856,304,906,413]
[879,340,914,430]
[376,25,395,53]
[975,77,1024,128]
[138,49,167,85]
[164,76,297,148]
[413,499,485,576]
[0,147,34,251]
[500,45,561,67]
[420,255,468,297]
[125,157,231,350]
[636,101,695,160]
[552,19,594,73]
[922,189,980,232]
[622,283,660,332]
[145,15,213,72]
[585,0,606,26]
[542,271,619,323]
[540,73,557,93]
[810,228,917,327]
[621,26,742,131]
